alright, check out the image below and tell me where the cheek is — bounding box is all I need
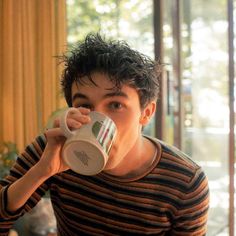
[106,117,141,169]
[114,117,141,148]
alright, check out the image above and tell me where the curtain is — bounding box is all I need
[0,0,67,152]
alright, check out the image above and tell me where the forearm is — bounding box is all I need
[7,163,50,212]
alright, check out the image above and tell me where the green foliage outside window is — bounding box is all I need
[66,0,154,57]
[0,142,18,179]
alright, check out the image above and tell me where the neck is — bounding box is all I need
[104,136,156,177]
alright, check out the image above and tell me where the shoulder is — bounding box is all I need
[143,136,209,222]
[159,139,201,172]
[146,136,208,188]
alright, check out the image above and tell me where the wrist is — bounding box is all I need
[32,161,54,180]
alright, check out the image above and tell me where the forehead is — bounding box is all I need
[73,73,118,92]
[71,73,140,102]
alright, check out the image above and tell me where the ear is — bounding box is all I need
[139,101,156,126]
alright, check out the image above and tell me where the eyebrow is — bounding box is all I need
[72,91,128,102]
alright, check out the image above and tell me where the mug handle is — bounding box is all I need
[60,107,79,138]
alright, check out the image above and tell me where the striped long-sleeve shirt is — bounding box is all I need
[0,135,209,235]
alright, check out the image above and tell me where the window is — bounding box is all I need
[163,1,230,235]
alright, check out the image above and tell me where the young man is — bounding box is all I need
[0,33,209,235]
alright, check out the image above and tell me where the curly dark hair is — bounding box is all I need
[61,33,161,108]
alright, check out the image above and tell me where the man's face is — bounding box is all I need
[71,72,150,171]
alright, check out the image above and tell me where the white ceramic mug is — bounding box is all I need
[60,108,117,175]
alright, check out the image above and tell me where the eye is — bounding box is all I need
[109,102,123,110]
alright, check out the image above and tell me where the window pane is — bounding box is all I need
[181,1,229,235]
[162,0,178,145]
[66,0,153,56]
[163,0,229,235]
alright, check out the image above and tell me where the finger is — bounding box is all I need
[44,127,65,139]
[53,118,60,128]
[67,107,91,122]
[68,107,90,116]
[77,107,91,114]
[68,114,91,123]
[53,114,90,129]
[44,128,67,144]
[66,118,83,130]
[53,107,91,128]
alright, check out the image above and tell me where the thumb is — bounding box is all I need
[44,128,67,142]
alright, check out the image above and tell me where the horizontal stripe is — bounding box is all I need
[0,135,209,236]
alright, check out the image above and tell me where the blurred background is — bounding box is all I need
[0,0,236,235]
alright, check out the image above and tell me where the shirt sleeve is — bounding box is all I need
[0,134,51,235]
[170,167,210,236]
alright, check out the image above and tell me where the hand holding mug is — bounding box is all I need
[40,107,91,177]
